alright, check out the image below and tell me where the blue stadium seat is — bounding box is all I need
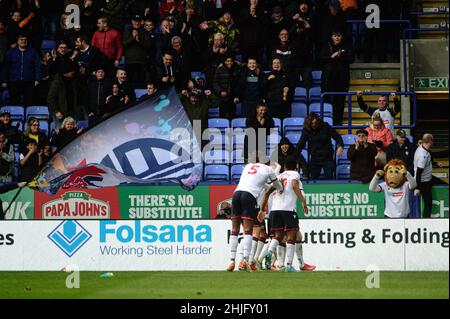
[308,87,322,103]
[231,164,245,182]
[208,118,230,147]
[231,149,245,164]
[1,90,10,104]
[231,118,246,129]
[267,132,281,148]
[0,106,25,121]
[232,129,246,150]
[285,132,301,144]
[293,87,307,103]
[11,121,23,131]
[342,134,357,147]
[204,165,229,181]
[336,148,351,165]
[39,120,49,136]
[26,106,50,120]
[119,56,126,67]
[273,118,281,134]
[291,102,308,118]
[208,118,229,131]
[323,117,333,126]
[283,117,304,135]
[407,135,413,144]
[208,107,220,118]
[41,39,56,51]
[135,89,147,100]
[312,70,322,86]
[235,103,242,117]
[309,103,333,117]
[336,164,351,179]
[301,149,308,162]
[77,120,89,130]
[204,150,229,164]
[14,151,20,180]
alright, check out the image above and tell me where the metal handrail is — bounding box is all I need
[410,11,449,15]
[319,91,417,134]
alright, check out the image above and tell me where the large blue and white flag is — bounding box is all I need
[31,88,203,194]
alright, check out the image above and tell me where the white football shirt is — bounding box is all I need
[373,109,395,136]
[379,182,411,218]
[271,170,302,212]
[414,145,433,182]
[235,163,279,199]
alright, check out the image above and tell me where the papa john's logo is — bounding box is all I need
[48,221,92,257]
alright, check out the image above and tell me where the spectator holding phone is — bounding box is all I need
[365,114,394,169]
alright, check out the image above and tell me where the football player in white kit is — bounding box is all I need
[227,161,284,271]
[258,156,316,272]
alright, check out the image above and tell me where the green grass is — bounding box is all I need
[0,271,448,299]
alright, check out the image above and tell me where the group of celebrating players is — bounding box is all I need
[227,155,316,273]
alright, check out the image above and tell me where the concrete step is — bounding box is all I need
[350,79,400,85]
[350,63,400,80]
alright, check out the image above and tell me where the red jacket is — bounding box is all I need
[91,28,123,62]
[365,124,394,151]
[159,1,183,18]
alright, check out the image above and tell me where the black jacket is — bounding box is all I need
[115,80,136,105]
[235,68,263,103]
[75,45,108,76]
[244,115,275,162]
[296,123,344,161]
[386,141,417,174]
[18,131,49,154]
[320,42,354,91]
[212,62,241,97]
[85,78,112,116]
[262,70,289,107]
[0,122,21,145]
[54,128,81,150]
[272,137,308,175]
[239,5,270,47]
[123,27,154,65]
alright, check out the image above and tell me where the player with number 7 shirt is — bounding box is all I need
[258,156,316,272]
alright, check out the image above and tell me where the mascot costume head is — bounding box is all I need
[375,159,408,188]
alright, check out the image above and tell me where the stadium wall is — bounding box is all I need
[0,220,448,271]
[1,185,449,220]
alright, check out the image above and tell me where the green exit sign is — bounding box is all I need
[415,77,449,89]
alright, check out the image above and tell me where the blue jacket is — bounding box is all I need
[1,47,41,83]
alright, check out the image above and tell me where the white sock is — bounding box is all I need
[268,238,279,254]
[295,243,305,268]
[243,235,253,260]
[285,243,295,267]
[277,245,286,267]
[255,240,265,262]
[249,239,258,263]
[229,235,239,261]
[258,242,270,262]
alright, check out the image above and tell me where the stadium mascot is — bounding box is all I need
[369,159,417,218]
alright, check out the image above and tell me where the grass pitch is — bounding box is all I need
[0,271,448,299]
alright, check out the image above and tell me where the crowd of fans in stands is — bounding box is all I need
[0,0,429,186]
